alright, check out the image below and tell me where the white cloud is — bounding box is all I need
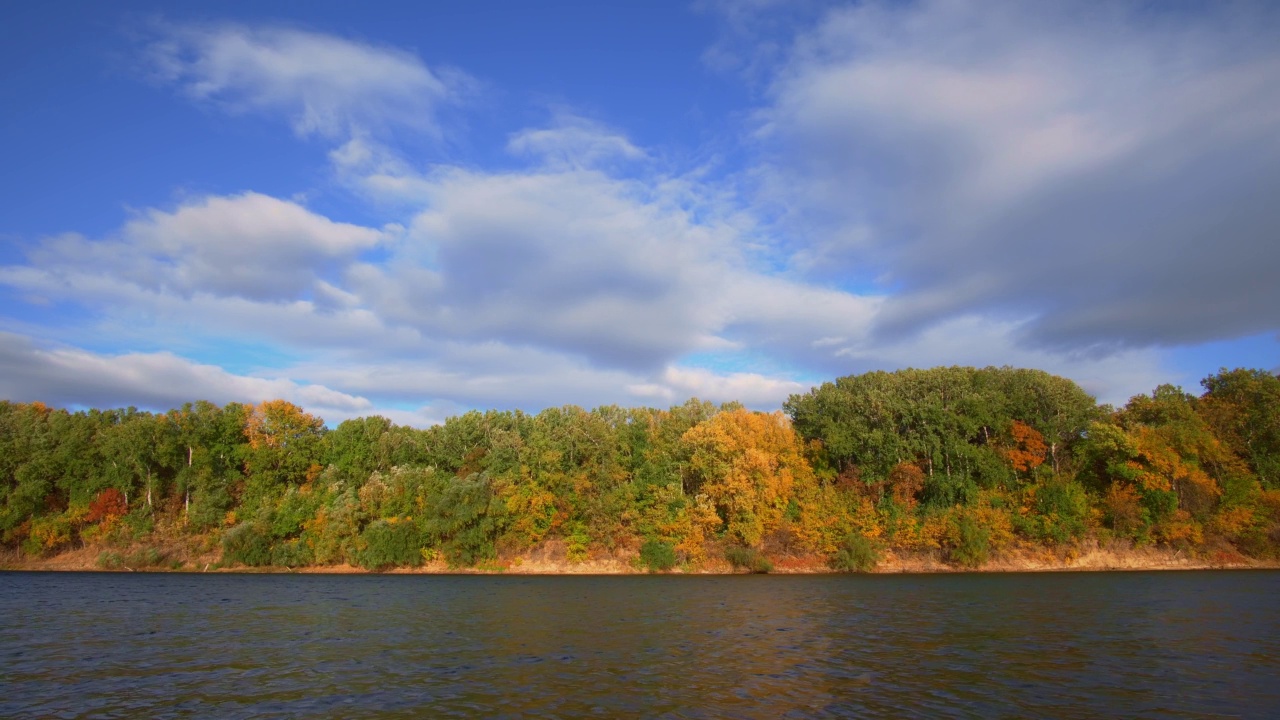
[633,365,808,407]
[507,115,646,169]
[829,314,1170,407]
[146,22,473,140]
[347,166,738,369]
[0,165,1169,416]
[0,331,371,417]
[0,326,827,427]
[757,0,1280,349]
[714,273,882,362]
[24,192,385,303]
[19,4,1238,420]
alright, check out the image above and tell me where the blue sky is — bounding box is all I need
[2,0,1277,426]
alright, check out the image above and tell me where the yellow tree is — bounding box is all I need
[243,400,326,504]
[680,409,816,547]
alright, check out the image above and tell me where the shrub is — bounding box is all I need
[97,551,124,569]
[304,493,362,565]
[121,507,155,539]
[724,545,773,573]
[270,488,318,539]
[830,533,881,572]
[1103,484,1149,541]
[947,514,990,569]
[22,512,79,557]
[358,518,422,571]
[565,522,591,564]
[87,489,128,523]
[222,521,272,567]
[126,547,164,568]
[423,474,507,567]
[188,483,232,531]
[638,539,677,572]
[1017,479,1091,545]
[270,538,315,568]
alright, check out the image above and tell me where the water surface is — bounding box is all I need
[2,571,1278,718]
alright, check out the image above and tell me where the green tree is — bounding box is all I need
[1199,368,1280,488]
[323,416,393,481]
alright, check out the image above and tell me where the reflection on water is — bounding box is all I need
[2,571,1278,718]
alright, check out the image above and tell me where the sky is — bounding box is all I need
[1,0,1278,427]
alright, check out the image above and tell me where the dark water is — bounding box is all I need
[2,572,1278,719]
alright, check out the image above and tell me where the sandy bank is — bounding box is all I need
[4,541,1277,575]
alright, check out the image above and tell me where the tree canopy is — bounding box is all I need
[2,366,1277,571]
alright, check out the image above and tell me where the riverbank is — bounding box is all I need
[5,540,1277,574]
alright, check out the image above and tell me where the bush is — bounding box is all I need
[947,514,990,569]
[1103,484,1150,542]
[358,518,422,571]
[188,483,232,531]
[830,533,881,572]
[97,551,123,569]
[565,523,591,564]
[724,545,773,573]
[423,474,507,567]
[638,539,677,572]
[222,521,273,567]
[271,487,320,539]
[22,512,79,557]
[121,507,155,539]
[1017,479,1091,545]
[271,538,315,568]
[126,547,164,568]
[87,489,128,523]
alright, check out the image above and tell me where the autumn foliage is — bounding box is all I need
[682,408,816,546]
[87,488,127,523]
[1004,420,1047,475]
[246,399,325,450]
[2,365,1278,571]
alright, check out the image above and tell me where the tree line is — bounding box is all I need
[2,366,1277,571]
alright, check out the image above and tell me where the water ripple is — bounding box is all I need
[2,572,1279,718]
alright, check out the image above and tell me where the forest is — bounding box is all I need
[2,366,1278,572]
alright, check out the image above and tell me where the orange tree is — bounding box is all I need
[680,408,817,548]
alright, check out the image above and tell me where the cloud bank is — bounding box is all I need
[5,6,1276,424]
[757,0,1280,352]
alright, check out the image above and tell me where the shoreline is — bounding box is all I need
[5,543,1278,575]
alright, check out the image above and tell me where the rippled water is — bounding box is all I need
[2,571,1278,718]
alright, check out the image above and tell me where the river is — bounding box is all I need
[2,571,1278,718]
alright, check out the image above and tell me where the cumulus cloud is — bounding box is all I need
[0,163,1171,415]
[714,273,882,369]
[630,365,808,407]
[823,314,1170,406]
[145,22,473,140]
[6,10,1229,419]
[338,159,896,374]
[758,0,1280,351]
[0,327,825,425]
[0,178,856,413]
[351,167,734,369]
[0,331,371,416]
[20,192,385,303]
